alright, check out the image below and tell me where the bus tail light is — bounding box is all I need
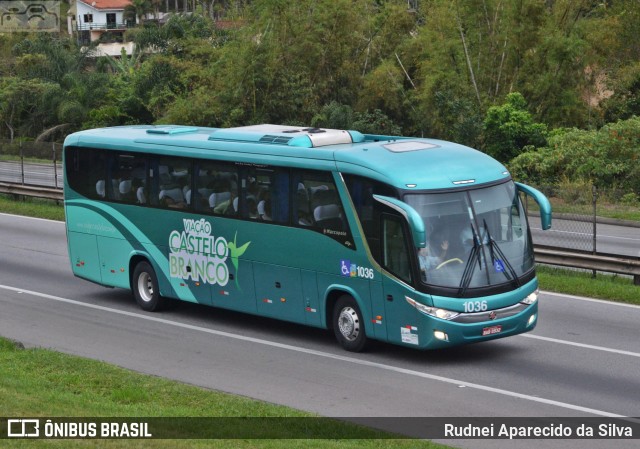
[405,296,460,321]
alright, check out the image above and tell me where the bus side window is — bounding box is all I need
[239,167,289,223]
[65,146,107,199]
[195,162,237,216]
[293,171,345,232]
[156,157,191,210]
[382,215,412,284]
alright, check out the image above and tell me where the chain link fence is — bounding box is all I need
[0,139,63,189]
[526,184,640,257]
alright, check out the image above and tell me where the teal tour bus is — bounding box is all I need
[63,124,551,351]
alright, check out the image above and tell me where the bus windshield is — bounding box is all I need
[405,181,534,291]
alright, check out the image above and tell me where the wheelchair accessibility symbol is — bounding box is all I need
[340,260,358,277]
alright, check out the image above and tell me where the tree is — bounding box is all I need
[482,92,547,162]
[0,77,63,139]
[509,117,640,193]
[124,0,154,25]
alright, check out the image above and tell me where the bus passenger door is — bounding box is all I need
[380,214,421,347]
[254,262,304,323]
[368,280,387,341]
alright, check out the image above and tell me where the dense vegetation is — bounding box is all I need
[1,0,639,195]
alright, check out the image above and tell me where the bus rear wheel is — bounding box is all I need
[333,295,367,352]
[132,261,165,312]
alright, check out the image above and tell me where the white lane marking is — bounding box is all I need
[521,334,640,358]
[0,284,626,418]
[0,212,64,224]
[541,290,640,310]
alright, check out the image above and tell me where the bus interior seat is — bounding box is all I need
[136,187,146,204]
[119,179,132,194]
[96,180,106,197]
[159,188,184,204]
[308,185,328,197]
[313,204,343,229]
[209,191,231,208]
[310,188,337,210]
[257,200,273,221]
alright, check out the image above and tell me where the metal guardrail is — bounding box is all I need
[534,245,640,285]
[1,182,639,285]
[0,182,63,201]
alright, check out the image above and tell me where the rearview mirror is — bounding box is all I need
[516,182,552,230]
[373,195,426,248]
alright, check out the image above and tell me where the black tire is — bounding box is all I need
[132,261,165,311]
[332,295,367,352]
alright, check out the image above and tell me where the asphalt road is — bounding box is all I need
[0,212,639,449]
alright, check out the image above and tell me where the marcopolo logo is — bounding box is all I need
[169,219,250,288]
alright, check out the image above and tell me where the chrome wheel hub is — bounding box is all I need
[137,272,153,302]
[338,307,360,341]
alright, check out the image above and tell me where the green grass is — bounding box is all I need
[0,194,65,221]
[0,337,449,448]
[537,265,640,305]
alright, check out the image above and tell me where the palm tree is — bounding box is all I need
[124,0,153,25]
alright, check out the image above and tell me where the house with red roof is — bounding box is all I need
[74,0,133,43]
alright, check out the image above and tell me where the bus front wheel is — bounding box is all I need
[132,261,165,312]
[333,296,367,352]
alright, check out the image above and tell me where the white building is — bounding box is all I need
[74,0,133,43]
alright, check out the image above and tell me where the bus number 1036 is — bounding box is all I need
[463,300,488,313]
[357,266,374,279]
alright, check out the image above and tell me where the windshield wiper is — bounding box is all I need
[482,219,520,287]
[458,225,482,296]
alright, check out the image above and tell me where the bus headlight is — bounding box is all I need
[520,289,539,305]
[434,330,449,341]
[405,296,460,321]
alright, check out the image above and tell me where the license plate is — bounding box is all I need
[482,325,502,336]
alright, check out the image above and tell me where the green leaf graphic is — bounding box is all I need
[228,232,251,289]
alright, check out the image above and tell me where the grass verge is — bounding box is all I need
[536,265,640,305]
[0,194,65,221]
[0,337,449,448]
